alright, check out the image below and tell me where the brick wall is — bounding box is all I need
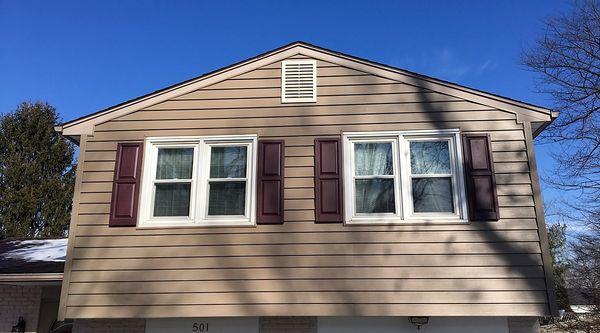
[508,317,540,333]
[0,284,42,333]
[72,319,146,333]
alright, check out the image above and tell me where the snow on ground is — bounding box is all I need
[1,239,67,262]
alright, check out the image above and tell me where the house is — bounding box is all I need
[54,41,558,333]
[0,238,68,333]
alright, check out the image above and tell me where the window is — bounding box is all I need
[205,144,249,217]
[139,136,257,226]
[343,130,467,224]
[153,146,196,218]
[408,139,455,214]
[351,139,401,217]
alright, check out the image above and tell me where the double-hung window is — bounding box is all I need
[343,130,467,223]
[152,145,197,219]
[407,138,456,215]
[351,139,401,218]
[205,144,250,218]
[139,135,257,226]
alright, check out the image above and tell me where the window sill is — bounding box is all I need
[345,218,468,225]
[137,220,256,229]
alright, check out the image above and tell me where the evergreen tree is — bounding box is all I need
[547,223,570,310]
[0,101,75,239]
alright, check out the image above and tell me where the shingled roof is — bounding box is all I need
[0,238,67,275]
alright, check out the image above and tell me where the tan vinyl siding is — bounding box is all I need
[62,56,551,318]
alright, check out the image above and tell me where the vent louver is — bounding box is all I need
[281,60,317,103]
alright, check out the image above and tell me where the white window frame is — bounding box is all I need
[200,140,254,224]
[346,137,402,223]
[343,129,468,224]
[138,135,257,227]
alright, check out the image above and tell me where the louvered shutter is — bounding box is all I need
[281,60,317,103]
[314,138,343,223]
[109,142,143,227]
[257,140,285,224]
[462,134,500,221]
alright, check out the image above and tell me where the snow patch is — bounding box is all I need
[2,239,67,262]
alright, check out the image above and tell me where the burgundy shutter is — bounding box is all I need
[314,138,343,223]
[109,142,143,227]
[462,134,499,221]
[257,140,285,224]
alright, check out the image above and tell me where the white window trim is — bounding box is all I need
[343,129,469,225]
[346,137,403,223]
[281,59,317,103]
[138,135,257,227]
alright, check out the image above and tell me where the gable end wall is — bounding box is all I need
[59,56,553,319]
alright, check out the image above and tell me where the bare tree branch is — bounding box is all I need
[524,2,600,329]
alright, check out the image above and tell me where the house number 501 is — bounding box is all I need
[192,322,208,332]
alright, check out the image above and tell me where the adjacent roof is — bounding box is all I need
[568,288,594,305]
[56,41,556,142]
[0,238,67,275]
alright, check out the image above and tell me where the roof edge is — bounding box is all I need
[297,42,552,115]
[59,41,553,135]
[0,273,63,283]
[59,41,306,130]
[532,111,559,138]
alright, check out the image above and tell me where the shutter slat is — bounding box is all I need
[109,142,143,227]
[462,134,500,221]
[257,140,285,224]
[314,138,343,223]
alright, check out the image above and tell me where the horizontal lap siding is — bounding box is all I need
[64,59,548,318]
[66,304,548,318]
[68,278,547,294]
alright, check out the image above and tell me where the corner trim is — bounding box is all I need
[524,121,558,316]
[58,134,88,320]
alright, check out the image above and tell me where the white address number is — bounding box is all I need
[192,322,208,332]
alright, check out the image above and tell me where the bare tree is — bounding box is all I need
[558,221,600,332]
[523,1,600,330]
[523,0,600,214]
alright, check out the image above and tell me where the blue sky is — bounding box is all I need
[0,0,572,214]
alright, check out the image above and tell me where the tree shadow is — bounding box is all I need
[71,62,554,321]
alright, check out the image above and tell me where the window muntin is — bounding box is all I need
[139,136,256,227]
[343,130,467,224]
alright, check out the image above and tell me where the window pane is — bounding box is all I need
[208,181,246,215]
[156,148,194,180]
[153,183,191,217]
[210,146,247,178]
[412,178,454,213]
[355,179,396,213]
[354,142,394,176]
[410,141,451,175]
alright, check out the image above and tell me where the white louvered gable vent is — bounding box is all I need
[281,60,317,103]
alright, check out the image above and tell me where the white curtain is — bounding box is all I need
[354,142,393,176]
[156,148,193,180]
